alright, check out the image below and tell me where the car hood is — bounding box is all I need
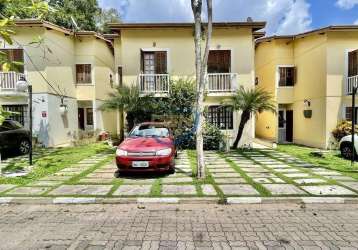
[119,137,173,152]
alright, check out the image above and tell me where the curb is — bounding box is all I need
[1,197,358,205]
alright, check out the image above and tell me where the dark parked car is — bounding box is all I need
[0,119,31,155]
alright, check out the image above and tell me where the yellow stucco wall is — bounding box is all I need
[113,26,256,145]
[255,31,358,149]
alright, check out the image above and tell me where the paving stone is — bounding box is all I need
[211,172,241,178]
[245,173,277,178]
[162,177,193,183]
[6,186,50,195]
[218,184,259,196]
[209,168,237,173]
[40,175,73,181]
[207,164,232,169]
[87,172,115,179]
[271,177,286,183]
[267,164,291,169]
[214,178,246,184]
[113,185,152,196]
[201,185,217,196]
[77,178,114,184]
[293,178,327,185]
[28,180,63,187]
[240,168,268,173]
[283,173,312,178]
[262,184,306,195]
[253,178,273,184]
[162,185,197,195]
[122,178,157,184]
[301,185,357,196]
[273,168,301,173]
[341,182,358,191]
[313,171,342,176]
[0,184,17,193]
[326,176,357,181]
[49,185,112,196]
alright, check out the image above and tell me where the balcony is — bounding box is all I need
[138,74,170,96]
[207,73,237,95]
[346,75,358,95]
[0,72,27,96]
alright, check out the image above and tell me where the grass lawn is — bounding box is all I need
[0,142,114,186]
[276,144,358,179]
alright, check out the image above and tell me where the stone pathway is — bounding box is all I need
[1,203,358,249]
[0,149,357,199]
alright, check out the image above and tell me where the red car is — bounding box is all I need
[115,122,176,174]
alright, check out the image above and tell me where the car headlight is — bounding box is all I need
[116,148,127,156]
[156,148,172,156]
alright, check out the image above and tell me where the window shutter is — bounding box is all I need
[293,67,297,86]
[348,50,358,77]
[155,51,167,74]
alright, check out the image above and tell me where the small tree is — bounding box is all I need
[0,106,11,125]
[230,87,276,149]
[191,0,213,179]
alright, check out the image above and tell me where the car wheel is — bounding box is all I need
[19,140,30,154]
[114,170,121,178]
[341,144,355,160]
[168,166,175,174]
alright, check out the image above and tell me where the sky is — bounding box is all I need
[98,0,358,35]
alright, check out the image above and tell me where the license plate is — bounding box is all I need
[132,161,149,168]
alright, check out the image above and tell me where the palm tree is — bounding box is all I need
[229,87,276,149]
[100,85,153,140]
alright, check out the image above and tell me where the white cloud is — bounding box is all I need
[336,0,358,9]
[99,0,313,35]
[355,19,358,25]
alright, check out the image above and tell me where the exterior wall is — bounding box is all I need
[326,31,358,148]
[114,27,256,146]
[292,34,327,148]
[255,35,328,148]
[0,26,117,147]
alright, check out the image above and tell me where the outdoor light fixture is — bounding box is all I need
[16,76,33,166]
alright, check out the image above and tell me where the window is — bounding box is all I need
[348,50,358,77]
[76,64,92,84]
[0,49,24,72]
[345,107,358,124]
[2,105,28,126]
[141,51,167,74]
[86,108,93,126]
[208,50,231,73]
[278,67,295,86]
[207,106,233,129]
[118,66,123,86]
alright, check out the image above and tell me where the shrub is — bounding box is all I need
[332,120,358,142]
[175,122,225,150]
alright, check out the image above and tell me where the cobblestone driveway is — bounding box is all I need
[0,203,357,249]
[0,149,357,198]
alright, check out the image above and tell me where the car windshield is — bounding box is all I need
[129,125,170,138]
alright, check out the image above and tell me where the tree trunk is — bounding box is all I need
[191,0,212,179]
[232,110,250,149]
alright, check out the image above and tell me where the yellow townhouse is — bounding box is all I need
[255,25,358,149]
[0,20,118,147]
[107,21,265,146]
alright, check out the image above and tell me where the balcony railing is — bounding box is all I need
[138,73,170,95]
[208,73,237,93]
[0,72,25,92]
[347,75,358,95]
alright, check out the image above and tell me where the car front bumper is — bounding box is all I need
[116,155,175,173]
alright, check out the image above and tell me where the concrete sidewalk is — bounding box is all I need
[0,203,357,249]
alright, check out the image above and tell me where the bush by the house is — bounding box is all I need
[175,122,225,150]
[332,120,358,142]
